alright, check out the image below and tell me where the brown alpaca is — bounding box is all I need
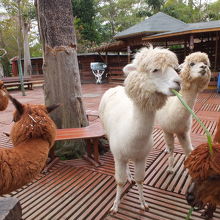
[0,80,8,111]
[0,95,59,195]
[185,117,220,219]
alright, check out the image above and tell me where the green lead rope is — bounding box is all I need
[186,207,194,220]
[172,89,213,155]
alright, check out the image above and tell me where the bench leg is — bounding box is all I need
[93,138,99,163]
[83,138,102,167]
[86,139,92,158]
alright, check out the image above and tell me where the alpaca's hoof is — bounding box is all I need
[164,148,170,153]
[127,175,135,184]
[166,168,174,174]
[141,202,149,211]
[110,205,118,214]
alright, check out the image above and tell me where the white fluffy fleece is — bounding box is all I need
[155,52,211,173]
[99,46,181,213]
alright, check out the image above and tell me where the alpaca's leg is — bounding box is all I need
[163,131,174,153]
[127,162,134,183]
[134,158,149,211]
[176,132,193,156]
[111,159,127,213]
[163,132,175,173]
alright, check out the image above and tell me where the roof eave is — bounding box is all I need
[114,31,165,40]
[142,27,220,41]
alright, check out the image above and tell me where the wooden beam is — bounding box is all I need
[142,28,220,41]
[97,52,105,63]
[127,46,131,63]
[214,32,219,71]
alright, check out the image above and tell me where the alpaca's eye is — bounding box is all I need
[175,68,181,73]
[190,62,195,66]
[153,69,158,72]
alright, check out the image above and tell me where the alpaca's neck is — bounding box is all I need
[0,139,50,195]
[180,83,198,109]
[132,104,156,136]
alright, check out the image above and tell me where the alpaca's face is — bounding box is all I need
[149,66,181,96]
[189,61,210,79]
[181,52,211,83]
[124,47,181,97]
[124,63,181,96]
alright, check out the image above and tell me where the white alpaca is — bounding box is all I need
[156,52,211,173]
[99,46,181,213]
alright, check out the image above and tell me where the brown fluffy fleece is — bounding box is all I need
[0,95,59,195]
[0,80,8,111]
[185,118,220,219]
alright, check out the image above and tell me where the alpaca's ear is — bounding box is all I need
[8,95,24,116]
[123,64,136,75]
[176,63,183,74]
[46,104,60,113]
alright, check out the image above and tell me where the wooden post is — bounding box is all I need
[105,51,108,65]
[214,32,219,72]
[189,35,194,52]
[127,45,131,63]
[184,38,187,57]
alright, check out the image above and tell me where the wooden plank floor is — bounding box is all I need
[1,85,220,219]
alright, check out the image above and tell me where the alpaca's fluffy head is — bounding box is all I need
[185,117,220,215]
[9,95,59,147]
[124,46,181,111]
[0,81,9,111]
[180,52,211,91]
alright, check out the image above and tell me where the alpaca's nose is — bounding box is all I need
[174,78,181,87]
[174,79,181,87]
[201,65,207,69]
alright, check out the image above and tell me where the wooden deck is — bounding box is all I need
[1,84,220,219]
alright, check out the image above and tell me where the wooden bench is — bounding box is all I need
[2,76,33,90]
[55,121,105,166]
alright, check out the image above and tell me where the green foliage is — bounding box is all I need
[145,0,165,14]
[0,0,39,76]
[72,0,100,50]
[0,18,18,58]
[96,0,144,39]
[30,42,42,57]
[1,0,220,55]
[162,0,220,23]
[206,0,220,20]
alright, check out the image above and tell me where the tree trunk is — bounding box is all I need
[22,22,32,76]
[36,0,88,158]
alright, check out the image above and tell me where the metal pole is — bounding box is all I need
[17,58,25,95]
[17,0,25,96]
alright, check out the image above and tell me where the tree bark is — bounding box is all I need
[36,0,88,158]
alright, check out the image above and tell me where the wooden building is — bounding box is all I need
[10,53,128,84]
[92,12,220,86]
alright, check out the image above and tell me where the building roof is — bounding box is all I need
[91,12,220,52]
[143,19,220,40]
[114,12,187,39]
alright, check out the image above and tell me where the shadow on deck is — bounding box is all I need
[2,85,220,220]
